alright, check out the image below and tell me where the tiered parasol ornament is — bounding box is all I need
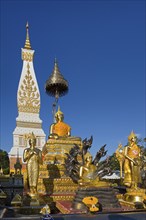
[45,59,69,120]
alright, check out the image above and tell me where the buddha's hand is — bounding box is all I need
[30,150,36,155]
[133,158,140,166]
[33,150,38,155]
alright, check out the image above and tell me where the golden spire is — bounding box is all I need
[24,22,31,49]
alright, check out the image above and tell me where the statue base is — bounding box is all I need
[22,193,46,207]
[118,187,146,209]
[72,186,122,211]
[124,187,145,203]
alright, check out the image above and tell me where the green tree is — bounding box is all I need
[108,153,120,171]
[137,137,146,155]
[0,149,10,174]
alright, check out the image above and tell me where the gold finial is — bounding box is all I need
[128,131,137,142]
[24,22,32,49]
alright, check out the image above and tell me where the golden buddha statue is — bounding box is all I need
[42,106,82,176]
[23,132,42,196]
[123,131,142,188]
[79,153,104,186]
[49,106,71,139]
[115,132,146,206]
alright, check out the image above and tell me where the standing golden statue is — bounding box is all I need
[116,131,142,188]
[123,131,142,188]
[115,132,146,206]
[49,106,71,139]
[23,132,42,196]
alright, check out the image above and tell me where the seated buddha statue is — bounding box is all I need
[78,153,110,187]
[79,154,99,185]
[78,152,110,187]
[49,107,71,139]
[42,107,81,167]
[78,153,100,186]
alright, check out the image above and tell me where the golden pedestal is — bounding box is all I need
[37,176,78,203]
[42,137,82,167]
[124,188,146,203]
[118,187,146,209]
[37,137,82,203]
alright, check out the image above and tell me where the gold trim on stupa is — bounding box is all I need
[18,63,40,113]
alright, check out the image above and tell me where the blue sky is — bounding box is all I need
[0,0,145,156]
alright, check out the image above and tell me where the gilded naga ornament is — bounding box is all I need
[64,136,112,186]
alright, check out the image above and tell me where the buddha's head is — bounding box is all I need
[128,131,137,144]
[84,152,93,163]
[29,132,36,147]
[55,106,64,122]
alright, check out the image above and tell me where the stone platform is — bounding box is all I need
[72,186,121,212]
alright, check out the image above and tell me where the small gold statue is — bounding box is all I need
[23,132,42,196]
[115,143,125,179]
[40,204,51,215]
[49,106,71,139]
